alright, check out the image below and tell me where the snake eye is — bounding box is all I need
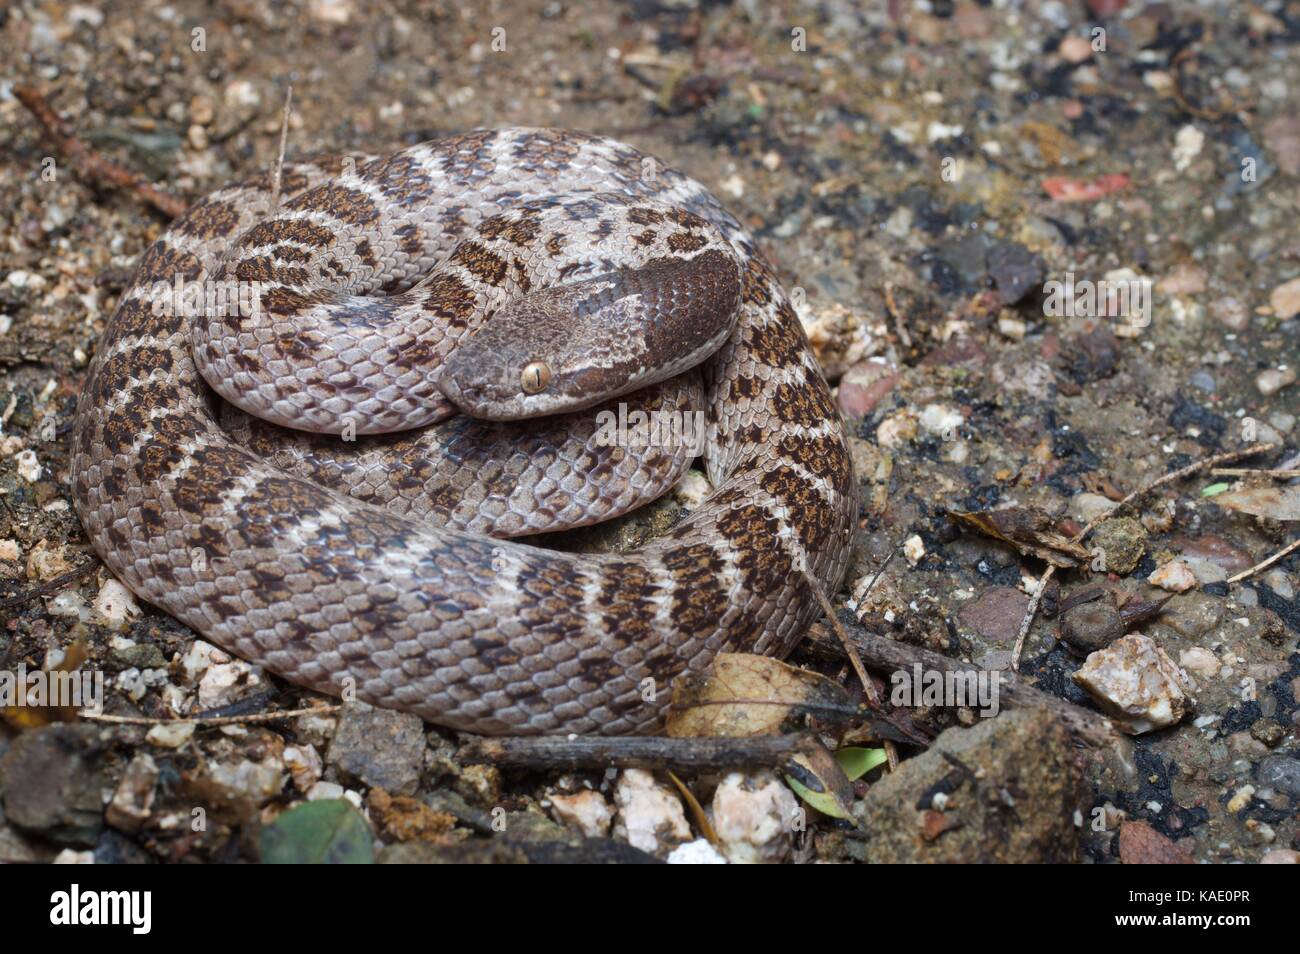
[520,361,552,395]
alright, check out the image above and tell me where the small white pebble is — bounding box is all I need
[93,579,141,629]
[667,838,728,864]
[15,449,42,482]
[146,722,196,748]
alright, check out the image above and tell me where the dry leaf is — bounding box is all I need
[2,637,92,729]
[667,771,719,845]
[948,506,1089,567]
[784,742,857,820]
[666,652,854,738]
[1213,486,1300,522]
[1082,471,1127,501]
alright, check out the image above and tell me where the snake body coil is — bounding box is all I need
[71,128,857,735]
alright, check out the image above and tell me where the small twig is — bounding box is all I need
[1010,442,1278,670]
[1103,443,1277,521]
[854,539,900,610]
[1211,468,1300,479]
[1169,42,1236,122]
[80,703,339,728]
[1010,566,1057,673]
[457,733,823,772]
[1227,537,1300,585]
[804,569,899,771]
[13,85,188,219]
[190,689,278,721]
[270,85,293,212]
[806,620,1119,748]
[0,558,101,612]
[884,282,913,349]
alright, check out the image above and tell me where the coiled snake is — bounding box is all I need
[71,128,857,735]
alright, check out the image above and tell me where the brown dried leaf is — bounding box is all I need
[948,506,1090,568]
[784,741,857,821]
[1082,471,1127,501]
[666,652,854,738]
[1,637,92,729]
[667,771,719,845]
[1213,486,1300,522]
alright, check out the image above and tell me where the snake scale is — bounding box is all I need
[71,128,857,735]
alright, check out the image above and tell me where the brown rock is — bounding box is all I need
[1172,534,1253,574]
[836,361,897,419]
[367,788,456,843]
[1262,114,1300,177]
[1270,277,1300,322]
[327,702,426,796]
[1059,599,1124,654]
[1118,821,1194,864]
[1157,263,1206,295]
[958,586,1030,644]
[1086,0,1128,16]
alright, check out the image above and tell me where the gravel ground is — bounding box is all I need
[1,0,1298,864]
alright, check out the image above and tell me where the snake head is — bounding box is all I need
[435,284,616,420]
[436,252,740,421]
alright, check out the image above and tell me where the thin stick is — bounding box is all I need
[270,85,293,212]
[804,570,899,771]
[884,282,913,349]
[0,559,100,611]
[1169,42,1236,123]
[1227,537,1300,584]
[1104,443,1277,518]
[80,703,338,728]
[854,539,900,611]
[1010,442,1278,670]
[1010,566,1056,673]
[1211,468,1300,479]
[805,620,1119,748]
[13,85,188,219]
[458,732,823,772]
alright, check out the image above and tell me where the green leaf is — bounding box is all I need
[260,799,374,864]
[835,746,888,781]
[1201,482,1230,498]
[785,774,853,820]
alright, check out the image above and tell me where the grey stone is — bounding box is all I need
[0,724,105,846]
[110,643,167,671]
[1257,755,1300,798]
[327,702,426,795]
[1161,591,1225,638]
[987,241,1045,304]
[1060,600,1124,654]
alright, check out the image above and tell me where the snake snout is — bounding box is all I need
[432,359,481,410]
[435,347,517,419]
